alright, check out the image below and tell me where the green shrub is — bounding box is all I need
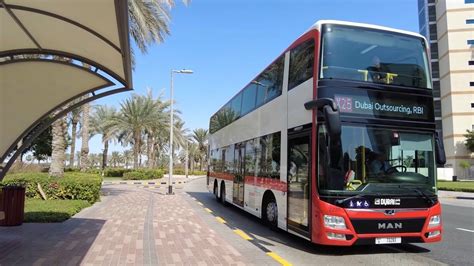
[85,169,102,175]
[1,172,102,203]
[190,170,207,175]
[437,181,474,192]
[123,169,164,180]
[165,168,207,176]
[103,168,132,177]
[64,168,81,172]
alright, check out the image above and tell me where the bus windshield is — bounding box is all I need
[320,24,432,89]
[318,125,436,195]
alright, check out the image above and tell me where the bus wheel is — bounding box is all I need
[213,181,220,201]
[220,182,227,206]
[263,196,278,229]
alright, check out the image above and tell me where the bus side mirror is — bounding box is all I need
[323,105,341,137]
[435,133,446,165]
[304,98,341,137]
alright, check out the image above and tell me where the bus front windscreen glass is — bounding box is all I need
[318,125,436,195]
[320,24,432,89]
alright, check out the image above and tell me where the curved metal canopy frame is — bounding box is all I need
[0,0,133,180]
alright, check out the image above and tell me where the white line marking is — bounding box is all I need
[456,228,474,233]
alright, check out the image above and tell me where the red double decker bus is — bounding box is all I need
[207,20,446,245]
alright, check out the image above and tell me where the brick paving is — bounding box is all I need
[0,182,264,265]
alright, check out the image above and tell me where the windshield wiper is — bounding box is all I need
[398,185,436,206]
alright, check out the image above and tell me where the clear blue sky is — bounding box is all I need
[88,0,419,154]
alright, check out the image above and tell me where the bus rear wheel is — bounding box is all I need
[263,196,278,229]
[220,182,227,206]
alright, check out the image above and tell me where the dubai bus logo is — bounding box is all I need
[378,222,403,230]
[374,198,401,206]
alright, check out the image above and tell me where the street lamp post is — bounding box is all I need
[168,69,193,195]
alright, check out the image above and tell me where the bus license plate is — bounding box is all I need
[375,237,401,244]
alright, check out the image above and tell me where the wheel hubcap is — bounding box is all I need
[266,202,277,222]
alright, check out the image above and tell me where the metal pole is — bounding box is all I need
[168,70,174,195]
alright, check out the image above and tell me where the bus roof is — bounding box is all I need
[308,20,427,41]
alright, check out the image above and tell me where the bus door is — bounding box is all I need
[287,130,311,235]
[233,143,245,206]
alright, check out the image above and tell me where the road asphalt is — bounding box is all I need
[185,177,474,266]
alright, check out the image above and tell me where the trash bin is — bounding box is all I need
[452,175,457,182]
[0,186,26,226]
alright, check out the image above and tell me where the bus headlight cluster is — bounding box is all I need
[324,215,347,229]
[428,215,441,227]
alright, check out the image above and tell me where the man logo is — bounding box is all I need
[378,222,402,229]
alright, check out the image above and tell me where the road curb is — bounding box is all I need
[455,196,474,200]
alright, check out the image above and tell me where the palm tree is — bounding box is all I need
[67,1,189,172]
[145,91,171,168]
[192,128,208,170]
[90,105,118,169]
[48,57,72,177]
[128,0,190,54]
[80,94,91,172]
[113,94,158,168]
[89,153,101,168]
[123,149,133,169]
[109,151,122,168]
[76,151,81,168]
[49,117,67,177]
[68,106,81,167]
[187,141,199,173]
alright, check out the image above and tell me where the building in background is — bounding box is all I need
[418,0,474,179]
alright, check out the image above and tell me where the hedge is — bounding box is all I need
[123,169,164,180]
[163,168,207,176]
[1,172,102,203]
[103,168,132,177]
[437,181,474,193]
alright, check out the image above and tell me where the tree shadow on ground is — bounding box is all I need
[185,191,432,257]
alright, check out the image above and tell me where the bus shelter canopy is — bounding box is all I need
[0,0,132,179]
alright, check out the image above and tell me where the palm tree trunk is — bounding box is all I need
[49,117,67,177]
[147,135,156,169]
[133,130,140,169]
[69,119,78,167]
[80,101,90,172]
[102,139,109,169]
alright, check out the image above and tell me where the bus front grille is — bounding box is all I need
[350,218,426,234]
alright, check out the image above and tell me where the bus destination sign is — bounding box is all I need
[334,94,431,120]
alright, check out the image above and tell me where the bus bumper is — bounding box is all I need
[312,201,443,246]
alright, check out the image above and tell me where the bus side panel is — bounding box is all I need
[287,78,313,129]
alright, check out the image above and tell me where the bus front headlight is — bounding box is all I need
[428,215,441,227]
[324,215,347,229]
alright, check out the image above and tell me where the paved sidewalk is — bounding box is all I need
[438,190,474,199]
[0,183,272,265]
